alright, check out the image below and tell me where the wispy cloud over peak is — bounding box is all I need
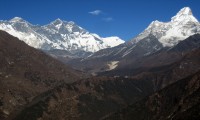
[89,10,102,15]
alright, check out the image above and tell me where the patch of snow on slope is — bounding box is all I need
[102,36,125,47]
[107,61,119,70]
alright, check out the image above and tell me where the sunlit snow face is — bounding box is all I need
[0,18,124,52]
[132,7,200,47]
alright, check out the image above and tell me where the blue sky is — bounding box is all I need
[0,0,200,41]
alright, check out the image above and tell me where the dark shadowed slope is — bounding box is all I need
[0,30,81,119]
[103,70,200,120]
[11,46,200,119]
[11,76,154,120]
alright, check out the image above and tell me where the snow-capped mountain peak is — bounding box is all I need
[51,18,63,25]
[171,7,198,23]
[47,19,85,33]
[0,17,124,53]
[9,17,25,23]
[147,20,163,29]
[132,7,200,47]
[176,7,192,16]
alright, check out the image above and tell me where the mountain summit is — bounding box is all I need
[132,7,200,47]
[171,7,198,23]
[9,17,25,22]
[0,18,124,53]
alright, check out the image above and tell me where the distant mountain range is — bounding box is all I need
[72,7,200,74]
[0,17,124,53]
[0,7,199,60]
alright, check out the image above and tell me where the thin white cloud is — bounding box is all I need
[89,10,102,15]
[102,17,113,22]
